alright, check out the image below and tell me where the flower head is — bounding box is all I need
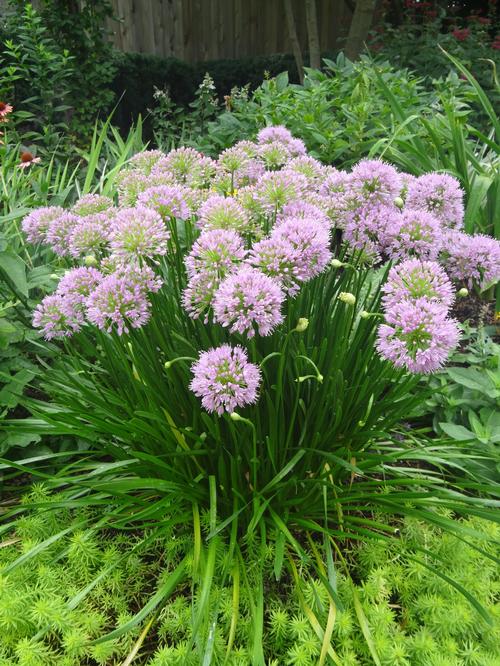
[382,259,454,309]
[343,205,401,262]
[137,185,191,221]
[213,266,284,337]
[285,156,325,183]
[442,232,500,289]
[257,126,306,156]
[216,143,264,188]
[405,173,464,229]
[46,212,80,256]
[376,299,460,373]
[33,294,84,340]
[86,273,153,334]
[0,102,13,120]
[385,208,443,261]
[197,194,250,232]
[249,217,331,294]
[257,141,292,170]
[348,160,402,206]
[68,214,111,257]
[22,206,65,244]
[152,147,216,188]
[109,207,170,259]
[254,171,309,215]
[71,194,114,217]
[56,267,103,305]
[185,228,246,278]
[18,151,41,169]
[190,344,261,415]
[128,149,165,175]
[275,201,330,230]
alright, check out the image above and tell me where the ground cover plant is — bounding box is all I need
[0,489,498,665]
[2,126,499,663]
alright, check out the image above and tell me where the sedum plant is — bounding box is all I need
[0,490,498,665]
[4,127,500,663]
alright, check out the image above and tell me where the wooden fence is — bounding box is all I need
[108,0,352,62]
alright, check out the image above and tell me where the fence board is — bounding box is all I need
[106,0,350,62]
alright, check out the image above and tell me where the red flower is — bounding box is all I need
[452,28,470,41]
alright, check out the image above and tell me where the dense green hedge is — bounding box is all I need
[110,50,307,133]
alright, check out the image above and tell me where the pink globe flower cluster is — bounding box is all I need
[377,260,460,373]
[22,127,500,413]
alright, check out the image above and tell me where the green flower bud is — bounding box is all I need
[394,196,404,209]
[339,292,356,306]
[457,287,469,298]
[84,255,98,267]
[295,317,309,332]
[331,258,344,269]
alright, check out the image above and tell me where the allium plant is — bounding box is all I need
[12,134,500,661]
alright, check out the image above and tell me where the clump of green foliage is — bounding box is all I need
[0,485,498,664]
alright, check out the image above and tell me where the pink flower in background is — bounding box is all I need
[0,101,13,121]
[18,151,41,169]
[190,344,261,415]
[405,173,464,229]
[442,232,500,289]
[452,27,470,41]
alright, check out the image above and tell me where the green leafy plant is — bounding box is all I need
[424,327,500,481]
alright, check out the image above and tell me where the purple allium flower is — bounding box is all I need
[68,214,111,257]
[275,201,330,230]
[183,271,223,322]
[385,208,443,261]
[111,262,163,294]
[343,205,401,262]
[257,126,306,156]
[128,149,165,175]
[185,229,246,278]
[213,266,284,337]
[254,171,309,215]
[442,231,500,289]
[46,212,81,256]
[152,147,216,188]
[190,344,261,415]
[86,273,152,334]
[217,143,264,188]
[71,194,114,217]
[286,156,325,183]
[257,141,292,170]
[318,169,353,227]
[33,294,84,340]
[22,206,65,244]
[137,185,191,221]
[109,207,170,259]
[116,170,175,207]
[405,173,464,229]
[376,298,460,373]
[249,217,331,295]
[257,126,294,145]
[382,259,454,309]
[348,160,402,206]
[197,194,250,232]
[57,267,103,305]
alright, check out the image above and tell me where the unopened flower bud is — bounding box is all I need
[394,196,404,209]
[331,258,344,269]
[295,317,309,332]
[360,310,371,319]
[49,273,59,280]
[164,361,172,369]
[457,287,469,298]
[338,292,356,306]
[230,412,243,421]
[84,255,98,267]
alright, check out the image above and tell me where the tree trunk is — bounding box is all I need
[284,0,304,84]
[305,0,321,69]
[344,0,377,61]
